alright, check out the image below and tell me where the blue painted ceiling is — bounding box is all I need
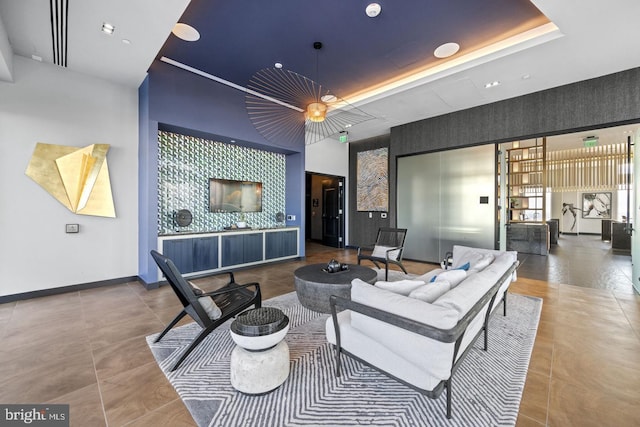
[156,0,548,99]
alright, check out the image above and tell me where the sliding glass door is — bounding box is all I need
[397,144,495,263]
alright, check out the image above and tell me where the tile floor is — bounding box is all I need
[0,236,638,426]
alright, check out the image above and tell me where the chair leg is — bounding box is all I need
[170,325,215,371]
[154,309,188,343]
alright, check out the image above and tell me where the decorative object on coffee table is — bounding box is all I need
[324,259,348,273]
[294,263,376,313]
[229,307,290,394]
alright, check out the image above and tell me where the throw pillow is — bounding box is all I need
[456,262,470,271]
[469,253,495,273]
[371,245,401,261]
[190,282,222,320]
[408,280,451,303]
[415,269,443,283]
[374,279,426,296]
[429,269,467,288]
[452,249,484,270]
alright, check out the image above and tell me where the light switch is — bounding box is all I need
[66,224,79,233]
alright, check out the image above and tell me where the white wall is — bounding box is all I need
[0,56,139,297]
[305,138,350,243]
[551,190,622,234]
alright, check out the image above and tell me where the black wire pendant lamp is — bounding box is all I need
[246,42,375,148]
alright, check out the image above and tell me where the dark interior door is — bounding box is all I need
[322,184,340,247]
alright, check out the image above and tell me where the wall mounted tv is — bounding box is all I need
[209,178,263,213]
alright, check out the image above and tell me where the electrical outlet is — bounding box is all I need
[369,212,373,218]
[286,214,296,221]
[66,224,79,233]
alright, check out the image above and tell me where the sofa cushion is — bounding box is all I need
[326,311,445,392]
[428,269,467,288]
[408,281,451,303]
[374,279,426,296]
[434,252,515,319]
[415,269,443,283]
[452,248,484,270]
[351,279,457,331]
[452,245,518,280]
[350,279,458,381]
[469,253,494,273]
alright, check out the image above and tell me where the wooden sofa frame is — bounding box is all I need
[328,260,519,419]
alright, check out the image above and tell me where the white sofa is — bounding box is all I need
[325,245,518,419]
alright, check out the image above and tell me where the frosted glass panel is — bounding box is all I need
[398,145,495,263]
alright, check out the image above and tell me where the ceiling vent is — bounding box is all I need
[49,0,69,67]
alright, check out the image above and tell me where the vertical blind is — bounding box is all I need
[546,143,631,191]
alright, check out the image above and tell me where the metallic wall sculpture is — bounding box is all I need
[25,142,116,217]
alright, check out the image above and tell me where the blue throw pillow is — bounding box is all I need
[456,262,470,271]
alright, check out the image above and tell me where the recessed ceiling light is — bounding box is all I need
[31,54,42,62]
[274,62,283,69]
[121,39,131,45]
[101,22,115,35]
[484,80,501,88]
[172,23,200,42]
[521,74,531,80]
[345,124,352,128]
[365,3,382,18]
[434,42,460,58]
[321,94,337,103]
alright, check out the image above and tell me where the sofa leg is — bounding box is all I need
[484,326,489,351]
[446,378,452,419]
[503,292,508,316]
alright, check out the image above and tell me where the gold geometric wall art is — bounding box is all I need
[25,142,116,218]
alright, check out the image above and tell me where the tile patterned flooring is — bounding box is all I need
[0,236,638,426]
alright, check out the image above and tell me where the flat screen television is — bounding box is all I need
[209,178,263,213]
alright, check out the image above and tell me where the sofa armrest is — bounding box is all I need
[330,295,463,343]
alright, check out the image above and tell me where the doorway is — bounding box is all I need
[305,172,345,248]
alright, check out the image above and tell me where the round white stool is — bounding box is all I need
[229,307,290,394]
[230,340,289,394]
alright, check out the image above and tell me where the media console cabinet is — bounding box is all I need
[157,227,300,277]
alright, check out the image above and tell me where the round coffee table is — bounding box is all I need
[294,264,377,313]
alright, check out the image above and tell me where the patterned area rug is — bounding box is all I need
[146,292,541,427]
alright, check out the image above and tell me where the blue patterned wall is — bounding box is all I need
[158,131,286,234]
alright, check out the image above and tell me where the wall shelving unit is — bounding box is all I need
[505,138,546,223]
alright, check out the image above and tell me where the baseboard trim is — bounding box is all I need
[141,256,307,290]
[0,276,142,304]
[559,232,601,236]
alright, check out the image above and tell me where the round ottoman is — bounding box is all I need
[229,307,290,394]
